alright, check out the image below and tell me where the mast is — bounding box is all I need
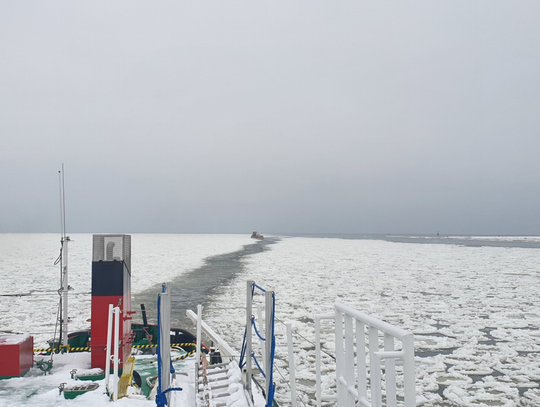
[59,165,70,348]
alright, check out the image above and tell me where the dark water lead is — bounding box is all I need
[132,237,279,330]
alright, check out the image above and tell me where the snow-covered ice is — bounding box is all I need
[0,233,251,347]
[1,233,540,406]
[203,236,540,406]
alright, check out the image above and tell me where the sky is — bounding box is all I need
[1,1,540,235]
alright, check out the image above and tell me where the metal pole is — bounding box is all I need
[113,306,120,401]
[384,334,397,407]
[315,316,322,407]
[160,283,171,405]
[286,322,298,407]
[369,326,382,407]
[264,291,273,404]
[105,304,114,394]
[402,334,416,407]
[245,280,253,398]
[335,307,345,407]
[58,165,70,348]
[61,163,66,238]
[257,304,265,371]
[57,170,63,350]
[61,235,69,347]
[344,314,354,407]
[195,303,203,407]
[356,319,367,403]
[196,304,202,366]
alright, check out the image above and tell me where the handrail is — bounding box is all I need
[186,309,237,363]
[335,302,412,339]
[315,303,416,407]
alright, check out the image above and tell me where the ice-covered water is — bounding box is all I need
[0,234,251,346]
[1,233,540,406]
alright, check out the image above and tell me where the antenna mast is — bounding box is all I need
[59,164,70,348]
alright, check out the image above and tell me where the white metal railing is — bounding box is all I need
[186,280,275,407]
[105,304,120,401]
[315,302,415,407]
[186,307,237,364]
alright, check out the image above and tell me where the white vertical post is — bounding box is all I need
[335,308,345,406]
[286,322,298,407]
[112,307,120,401]
[196,304,202,366]
[112,306,120,401]
[356,320,367,403]
[315,316,322,407]
[105,304,114,394]
[369,326,382,407]
[61,236,69,347]
[402,334,416,407]
[246,281,253,398]
[257,304,265,371]
[194,303,201,407]
[159,283,171,405]
[385,334,397,407]
[344,314,355,407]
[264,291,273,404]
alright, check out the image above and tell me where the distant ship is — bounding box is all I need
[251,231,264,240]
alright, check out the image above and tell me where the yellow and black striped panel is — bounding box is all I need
[34,346,91,353]
[35,342,197,353]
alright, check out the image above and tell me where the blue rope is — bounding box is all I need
[252,316,266,341]
[156,393,167,406]
[155,388,183,406]
[240,283,256,368]
[253,283,266,293]
[239,326,247,368]
[251,353,266,379]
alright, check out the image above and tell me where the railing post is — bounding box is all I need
[246,280,253,399]
[356,319,367,404]
[112,306,119,401]
[196,304,202,366]
[159,283,171,406]
[384,334,397,407]
[315,315,322,407]
[264,291,274,404]
[402,334,416,407]
[105,304,113,395]
[368,325,381,407]
[286,322,298,407]
[344,313,355,407]
[257,304,265,371]
[335,307,345,406]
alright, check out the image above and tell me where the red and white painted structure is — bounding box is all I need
[91,234,133,370]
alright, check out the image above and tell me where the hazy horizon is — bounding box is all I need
[2,1,540,236]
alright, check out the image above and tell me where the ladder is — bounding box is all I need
[197,357,246,407]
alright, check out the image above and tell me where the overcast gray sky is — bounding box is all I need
[1,1,539,235]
